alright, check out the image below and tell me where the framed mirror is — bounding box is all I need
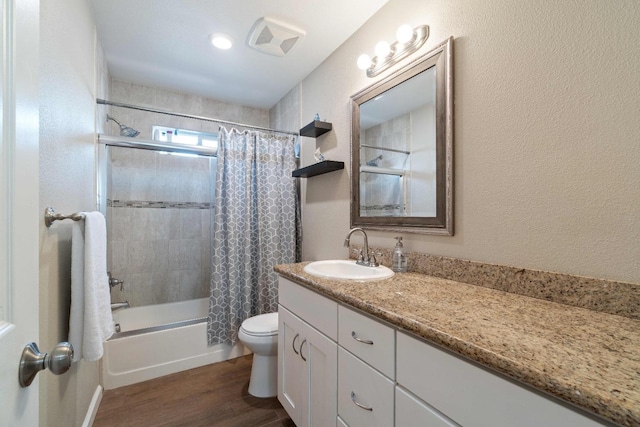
[350,37,453,235]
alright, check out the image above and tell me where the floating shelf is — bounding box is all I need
[300,120,332,138]
[292,160,344,178]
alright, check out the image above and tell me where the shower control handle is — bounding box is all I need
[108,272,124,291]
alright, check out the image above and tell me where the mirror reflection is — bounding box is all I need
[351,37,453,235]
[359,66,436,217]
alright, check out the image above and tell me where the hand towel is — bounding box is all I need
[68,219,85,362]
[82,211,114,361]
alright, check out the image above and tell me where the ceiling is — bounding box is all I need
[89,0,390,110]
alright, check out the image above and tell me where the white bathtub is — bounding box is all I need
[102,298,248,390]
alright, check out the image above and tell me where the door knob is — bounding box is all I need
[19,342,74,387]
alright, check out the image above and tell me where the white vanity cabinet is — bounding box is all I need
[278,278,338,427]
[278,276,608,427]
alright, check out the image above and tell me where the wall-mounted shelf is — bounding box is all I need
[300,120,332,138]
[292,160,344,178]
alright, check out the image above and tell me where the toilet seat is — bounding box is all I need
[240,312,278,337]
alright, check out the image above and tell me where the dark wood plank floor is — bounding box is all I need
[94,355,294,427]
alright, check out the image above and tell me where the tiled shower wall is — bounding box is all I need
[104,80,272,307]
[107,146,216,307]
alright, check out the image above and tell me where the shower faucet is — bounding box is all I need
[108,272,125,291]
[110,301,130,312]
[343,228,379,267]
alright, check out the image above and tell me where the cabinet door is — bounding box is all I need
[278,306,304,426]
[303,323,338,427]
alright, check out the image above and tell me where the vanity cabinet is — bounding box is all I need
[278,278,338,427]
[278,276,607,427]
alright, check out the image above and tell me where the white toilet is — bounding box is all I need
[238,312,279,398]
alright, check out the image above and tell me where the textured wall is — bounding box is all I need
[39,0,105,425]
[269,84,301,134]
[293,0,640,283]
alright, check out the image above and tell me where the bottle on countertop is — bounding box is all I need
[392,236,407,273]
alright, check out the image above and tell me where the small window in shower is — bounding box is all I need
[152,126,218,148]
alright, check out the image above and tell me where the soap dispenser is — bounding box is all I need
[392,236,407,272]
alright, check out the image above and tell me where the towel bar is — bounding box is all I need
[44,207,85,227]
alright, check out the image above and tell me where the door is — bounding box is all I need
[0,0,40,425]
[303,323,337,427]
[278,305,304,426]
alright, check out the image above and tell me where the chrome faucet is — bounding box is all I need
[344,228,379,267]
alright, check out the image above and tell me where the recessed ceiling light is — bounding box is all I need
[209,33,233,50]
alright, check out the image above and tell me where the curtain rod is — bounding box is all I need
[96,98,299,137]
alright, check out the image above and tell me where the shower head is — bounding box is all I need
[107,114,140,138]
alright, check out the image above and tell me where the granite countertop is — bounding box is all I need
[274,262,640,427]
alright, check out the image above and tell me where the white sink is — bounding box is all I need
[303,260,394,281]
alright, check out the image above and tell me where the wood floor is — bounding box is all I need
[94,355,294,427]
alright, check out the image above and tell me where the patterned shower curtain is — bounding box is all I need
[207,127,301,345]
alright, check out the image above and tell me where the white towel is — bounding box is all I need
[68,219,85,362]
[68,211,114,362]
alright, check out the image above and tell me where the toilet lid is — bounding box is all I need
[240,312,279,336]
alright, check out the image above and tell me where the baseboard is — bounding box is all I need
[83,385,103,427]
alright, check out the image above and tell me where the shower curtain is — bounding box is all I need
[207,127,300,345]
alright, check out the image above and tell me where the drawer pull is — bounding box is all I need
[351,391,373,411]
[300,339,307,361]
[351,331,374,345]
[292,334,300,355]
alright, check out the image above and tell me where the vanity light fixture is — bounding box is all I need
[209,33,233,50]
[357,25,429,78]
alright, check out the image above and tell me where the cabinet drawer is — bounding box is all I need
[396,386,459,427]
[338,348,394,427]
[397,332,604,427]
[278,277,338,340]
[338,305,395,378]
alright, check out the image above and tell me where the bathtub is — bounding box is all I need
[102,298,248,390]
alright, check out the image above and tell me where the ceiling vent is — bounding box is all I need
[247,17,305,57]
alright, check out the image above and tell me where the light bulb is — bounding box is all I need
[375,41,391,58]
[210,33,233,50]
[396,24,414,43]
[357,54,372,70]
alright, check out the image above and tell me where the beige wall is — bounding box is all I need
[39,0,107,425]
[291,0,640,284]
